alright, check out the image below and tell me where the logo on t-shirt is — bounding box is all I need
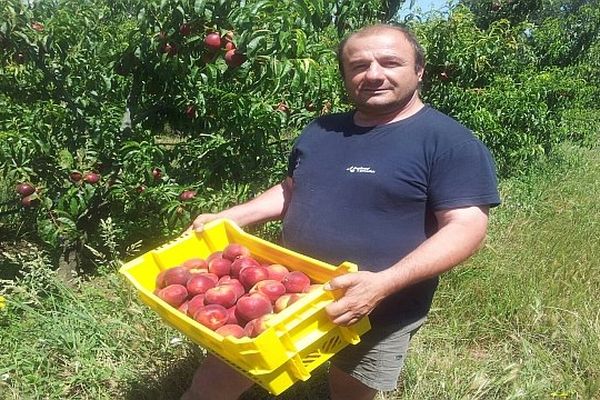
[345,166,376,174]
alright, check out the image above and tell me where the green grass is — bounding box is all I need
[1,143,599,400]
[393,143,600,400]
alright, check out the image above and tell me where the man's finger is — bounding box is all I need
[329,310,363,327]
[323,273,354,291]
[183,220,204,235]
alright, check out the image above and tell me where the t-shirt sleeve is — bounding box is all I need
[287,124,312,177]
[287,145,299,177]
[428,139,501,210]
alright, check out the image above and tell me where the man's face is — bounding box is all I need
[341,29,424,115]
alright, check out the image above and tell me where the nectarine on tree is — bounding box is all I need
[83,172,100,184]
[179,23,192,36]
[152,167,162,181]
[69,171,82,182]
[179,190,197,201]
[224,49,245,68]
[204,32,221,52]
[21,194,40,208]
[16,182,35,197]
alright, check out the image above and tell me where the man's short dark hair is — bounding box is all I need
[337,24,426,77]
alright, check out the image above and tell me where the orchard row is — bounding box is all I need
[12,168,198,209]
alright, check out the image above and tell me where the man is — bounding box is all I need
[182,24,500,400]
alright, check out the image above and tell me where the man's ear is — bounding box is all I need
[417,65,425,82]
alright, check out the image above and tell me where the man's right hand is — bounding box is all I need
[186,213,220,233]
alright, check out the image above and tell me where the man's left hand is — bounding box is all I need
[324,271,390,326]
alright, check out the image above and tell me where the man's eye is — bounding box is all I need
[382,61,402,68]
[351,64,369,71]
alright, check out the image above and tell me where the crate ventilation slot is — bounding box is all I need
[302,352,321,366]
[322,336,342,353]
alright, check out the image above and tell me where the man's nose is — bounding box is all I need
[364,62,384,81]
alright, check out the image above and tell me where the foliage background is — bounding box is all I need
[1,0,599,398]
[1,0,598,270]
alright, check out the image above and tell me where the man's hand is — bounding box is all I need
[186,213,220,232]
[324,271,392,326]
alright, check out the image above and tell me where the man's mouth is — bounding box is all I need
[361,88,389,94]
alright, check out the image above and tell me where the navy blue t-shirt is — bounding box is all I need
[282,106,501,324]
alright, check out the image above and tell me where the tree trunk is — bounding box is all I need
[57,246,79,285]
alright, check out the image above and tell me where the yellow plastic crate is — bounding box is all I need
[119,218,371,395]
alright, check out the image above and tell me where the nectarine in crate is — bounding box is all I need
[119,218,370,395]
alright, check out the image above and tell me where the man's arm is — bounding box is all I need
[325,205,490,326]
[188,177,294,231]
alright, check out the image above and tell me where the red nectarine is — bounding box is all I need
[204,32,221,52]
[235,292,273,323]
[216,323,245,338]
[230,257,261,278]
[16,183,35,197]
[186,274,215,296]
[266,264,289,281]
[158,284,188,307]
[239,266,270,290]
[206,251,223,263]
[222,243,251,261]
[274,293,303,313]
[218,279,245,300]
[162,266,191,287]
[243,314,275,338]
[193,304,229,331]
[182,258,208,271]
[282,271,311,293]
[208,257,232,277]
[204,285,237,308]
[187,294,206,318]
[250,280,286,303]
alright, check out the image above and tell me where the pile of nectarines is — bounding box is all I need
[154,243,320,339]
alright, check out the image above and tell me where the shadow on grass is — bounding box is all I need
[122,346,330,400]
[122,346,203,400]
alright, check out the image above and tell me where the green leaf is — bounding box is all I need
[69,198,79,217]
[137,8,146,23]
[243,0,267,15]
[294,29,306,56]
[194,0,206,14]
[58,149,74,169]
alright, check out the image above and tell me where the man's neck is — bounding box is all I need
[353,97,424,127]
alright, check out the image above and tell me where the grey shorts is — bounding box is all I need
[329,316,426,391]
